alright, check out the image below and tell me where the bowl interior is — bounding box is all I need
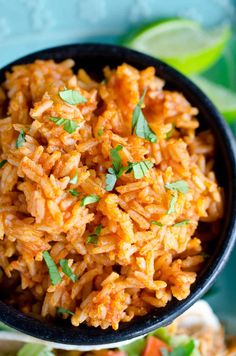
[0,44,236,346]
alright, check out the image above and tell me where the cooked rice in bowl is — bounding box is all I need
[0,59,223,330]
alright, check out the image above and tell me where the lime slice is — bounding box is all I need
[123,19,231,75]
[191,76,236,123]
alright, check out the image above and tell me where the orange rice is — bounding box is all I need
[0,60,223,330]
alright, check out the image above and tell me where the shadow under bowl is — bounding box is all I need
[0,44,236,347]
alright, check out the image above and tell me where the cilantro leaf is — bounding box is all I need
[173,220,190,227]
[57,307,74,316]
[87,224,103,244]
[126,160,153,179]
[105,173,117,191]
[59,89,87,105]
[0,160,7,168]
[69,173,78,184]
[59,259,78,282]
[80,194,100,206]
[132,90,157,143]
[87,235,99,244]
[69,189,80,197]
[43,251,62,286]
[151,221,163,227]
[49,117,79,134]
[16,130,26,148]
[167,194,177,215]
[97,129,104,136]
[165,180,189,194]
[105,145,125,191]
[110,145,123,173]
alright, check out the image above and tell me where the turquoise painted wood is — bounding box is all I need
[0,0,236,334]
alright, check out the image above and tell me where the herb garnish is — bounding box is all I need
[16,130,26,148]
[49,117,79,134]
[97,129,104,137]
[0,160,7,168]
[57,307,74,316]
[126,160,153,179]
[80,194,100,206]
[165,180,189,194]
[69,173,78,184]
[43,251,62,286]
[105,145,126,191]
[167,194,178,215]
[132,90,157,143]
[69,189,80,197]
[173,220,190,227]
[87,224,103,244]
[59,259,78,282]
[151,221,163,227]
[59,89,87,105]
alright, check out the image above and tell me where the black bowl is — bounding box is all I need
[0,44,236,347]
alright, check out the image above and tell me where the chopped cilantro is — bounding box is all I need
[16,130,26,148]
[105,145,126,191]
[43,251,62,286]
[151,221,163,227]
[69,173,78,184]
[132,90,157,143]
[0,160,7,168]
[57,307,74,316]
[165,180,189,194]
[59,89,87,105]
[49,117,79,134]
[59,259,78,282]
[173,220,190,227]
[126,160,153,179]
[87,224,103,244]
[69,189,80,197]
[97,128,104,136]
[80,194,100,206]
[167,194,177,215]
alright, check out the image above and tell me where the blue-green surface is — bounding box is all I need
[0,0,236,334]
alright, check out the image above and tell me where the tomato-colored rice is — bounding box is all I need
[0,60,223,330]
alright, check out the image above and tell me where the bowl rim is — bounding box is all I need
[0,43,236,346]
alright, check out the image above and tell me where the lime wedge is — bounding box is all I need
[123,19,231,75]
[191,76,236,123]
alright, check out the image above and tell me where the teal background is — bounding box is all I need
[0,0,236,334]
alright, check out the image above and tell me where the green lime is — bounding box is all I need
[191,76,236,123]
[123,19,231,75]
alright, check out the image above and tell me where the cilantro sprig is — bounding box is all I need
[59,89,87,105]
[43,251,62,286]
[49,117,79,134]
[59,259,78,282]
[132,90,157,143]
